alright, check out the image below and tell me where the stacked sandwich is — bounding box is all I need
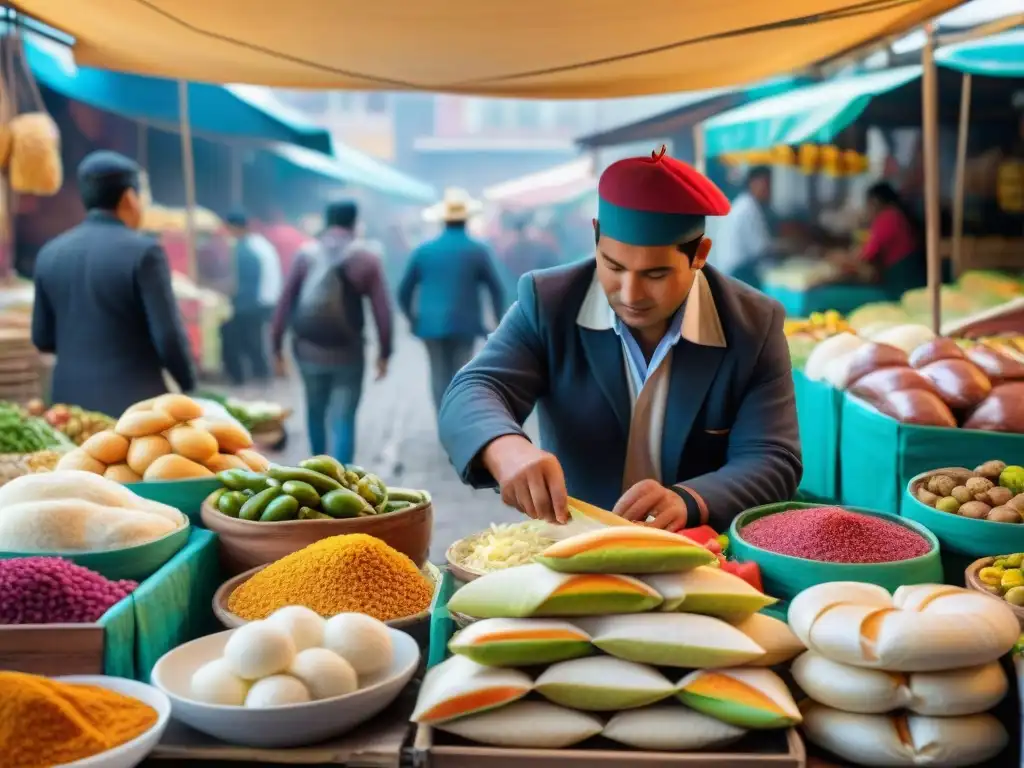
[413,527,807,751]
[790,581,1018,766]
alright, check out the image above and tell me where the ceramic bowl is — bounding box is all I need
[965,555,1024,628]
[0,520,190,582]
[200,493,433,575]
[57,675,171,768]
[150,627,420,748]
[211,560,442,630]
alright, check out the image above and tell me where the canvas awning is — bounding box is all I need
[935,29,1024,77]
[25,36,333,152]
[483,157,595,208]
[270,143,437,204]
[17,0,962,97]
[701,65,923,157]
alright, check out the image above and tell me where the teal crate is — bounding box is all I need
[793,370,842,502]
[839,394,1024,514]
[127,478,222,524]
[428,569,458,670]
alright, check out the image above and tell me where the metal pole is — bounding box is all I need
[177,79,198,281]
[920,24,942,335]
[693,123,707,175]
[951,73,972,280]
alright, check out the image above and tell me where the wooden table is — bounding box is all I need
[142,693,414,767]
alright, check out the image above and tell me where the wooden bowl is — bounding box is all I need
[200,495,433,575]
[965,556,1024,627]
[445,543,486,584]
[212,561,442,630]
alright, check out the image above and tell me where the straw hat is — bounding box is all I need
[422,187,483,223]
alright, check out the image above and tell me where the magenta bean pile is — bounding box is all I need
[0,557,138,625]
[741,506,931,563]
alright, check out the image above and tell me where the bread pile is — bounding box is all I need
[789,581,1016,766]
[56,394,268,483]
[8,113,62,197]
[806,329,1024,431]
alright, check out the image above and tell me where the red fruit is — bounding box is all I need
[720,560,764,593]
[680,525,719,545]
[704,538,722,555]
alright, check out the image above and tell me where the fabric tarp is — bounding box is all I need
[702,65,923,157]
[25,36,333,152]
[269,143,437,204]
[483,157,595,208]
[935,29,1024,77]
[19,0,962,97]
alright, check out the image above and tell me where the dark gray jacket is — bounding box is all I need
[32,210,196,417]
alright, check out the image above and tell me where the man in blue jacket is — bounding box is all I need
[399,189,505,415]
[438,148,801,531]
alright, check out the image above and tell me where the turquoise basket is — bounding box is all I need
[839,394,1024,514]
[730,501,943,601]
[903,472,1024,559]
[0,520,191,582]
[762,283,890,318]
[126,478,222,523]
[792,370,842,502]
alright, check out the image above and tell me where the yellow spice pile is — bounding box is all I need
[0,671,158,768]
[228,533,433,621]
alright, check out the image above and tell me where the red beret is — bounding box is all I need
[599,146,730,216]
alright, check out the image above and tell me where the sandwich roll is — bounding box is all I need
[788,582,1019,671]
[791,652,1007,716]
[801,703,1008,767]
[730,612,805,666]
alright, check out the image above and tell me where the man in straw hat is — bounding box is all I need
[399,188,505,415]
[438,147,801,532]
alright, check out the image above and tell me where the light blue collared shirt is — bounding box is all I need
[613,303,686,394]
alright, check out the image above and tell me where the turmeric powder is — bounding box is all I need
[0,671,158,767]
[228,533,433,621]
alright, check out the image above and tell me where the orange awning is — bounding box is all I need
[17,0,964,97]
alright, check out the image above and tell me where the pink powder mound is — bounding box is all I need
[0,557,138,625]
[741,506,931,564]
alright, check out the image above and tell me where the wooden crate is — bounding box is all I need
[413,724,806,768]
[0,623,105,676]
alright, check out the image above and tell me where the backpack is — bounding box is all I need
[290,233,359,347]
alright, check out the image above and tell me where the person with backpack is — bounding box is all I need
[270,201,393,464]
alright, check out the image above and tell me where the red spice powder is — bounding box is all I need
[740,507,930,563]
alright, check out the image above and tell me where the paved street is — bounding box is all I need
[229,318,529,563]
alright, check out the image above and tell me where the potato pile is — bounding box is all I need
[56,394,270,483]
[914,461,1024,523]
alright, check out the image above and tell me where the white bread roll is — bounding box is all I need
[801,703,1008,767]
[792,651,1007,715]
[788,582,1019,672]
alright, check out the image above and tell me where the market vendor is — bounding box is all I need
[831,181,925,299]
[711,166,777,288]
[438,147,801,532]
[32,151,196,417]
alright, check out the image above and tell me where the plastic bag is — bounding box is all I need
[8,112,62,196]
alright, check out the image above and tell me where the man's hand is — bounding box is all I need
[274,354,287,378]
[613,479,690,532]
[482,435,569,523]
[375,357,389,381]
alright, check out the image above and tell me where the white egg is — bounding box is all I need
[266,605,326,651]
[223,621,296,680]
[190,658,250,706]
[288,647,359,700]
[244,674,312,708]
[322,613,394,677]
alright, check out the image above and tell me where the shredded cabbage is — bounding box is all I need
[451,522,555,573]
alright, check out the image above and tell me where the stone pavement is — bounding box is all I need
[228,319,529,563]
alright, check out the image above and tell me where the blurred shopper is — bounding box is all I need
[713,166,776,288]
[272,201,393,464]
[399,189,505,415]
[503,213,560,280]
[32,151,195,416]
[222,211,280,385]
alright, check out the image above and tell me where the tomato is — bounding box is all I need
[720,560,764,593]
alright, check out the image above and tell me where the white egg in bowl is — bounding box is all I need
[151,627,420,748]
